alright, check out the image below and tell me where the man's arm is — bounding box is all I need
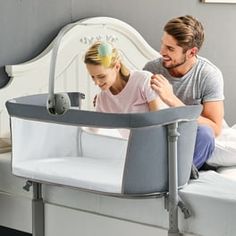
[150,74,224,136]
[198,101,224,137]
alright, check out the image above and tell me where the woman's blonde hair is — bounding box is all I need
[84,41,130,78]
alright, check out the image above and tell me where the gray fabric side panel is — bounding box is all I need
[122,126,168,194]
[122,121,197,194]
[177,121,197,186]
[6,94,202,128]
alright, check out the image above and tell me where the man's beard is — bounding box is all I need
[162,55,187,70]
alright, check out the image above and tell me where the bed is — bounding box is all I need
[1,16,236,236]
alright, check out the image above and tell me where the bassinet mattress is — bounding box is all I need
[13,157,125,193]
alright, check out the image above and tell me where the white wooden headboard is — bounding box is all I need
[0,17,160,138]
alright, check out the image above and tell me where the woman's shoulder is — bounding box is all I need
[128,70,153,90]
[130,69,153,80]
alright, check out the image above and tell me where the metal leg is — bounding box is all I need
[32,182,45,236]
[167,123,181,236]
[178,196,191,219]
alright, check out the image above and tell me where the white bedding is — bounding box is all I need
[0,153,32,233]
[207,121,236,166]
[0,152,31,198]
[217,166,236,181]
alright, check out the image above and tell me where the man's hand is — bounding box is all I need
[150,74,184,107]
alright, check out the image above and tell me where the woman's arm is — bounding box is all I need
[148,98,160,111]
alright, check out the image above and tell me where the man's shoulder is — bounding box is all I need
[197,56,222,74]
[143,57,162,73]
[195,56,224,93]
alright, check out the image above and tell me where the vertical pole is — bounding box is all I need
[167,123,181,236]
[32,182,45,236]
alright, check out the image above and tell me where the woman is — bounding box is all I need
[84,41,166,114]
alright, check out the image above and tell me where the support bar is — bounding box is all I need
[167,122,181,236]
[32,182,45,236]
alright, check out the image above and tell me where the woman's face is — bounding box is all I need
[86,64,118,91]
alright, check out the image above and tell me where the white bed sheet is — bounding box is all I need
[179,171,236,236]
[217,166,236,181]
[0,153,32,233]
[0,152,32,198]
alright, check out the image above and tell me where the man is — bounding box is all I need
[144,15,224,170]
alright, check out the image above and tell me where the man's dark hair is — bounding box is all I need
[164,15,205,52]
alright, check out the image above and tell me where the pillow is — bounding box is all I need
[207,121,236,166]
[0,138,11,154]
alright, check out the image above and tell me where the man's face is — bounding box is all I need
[160,32,188,70]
